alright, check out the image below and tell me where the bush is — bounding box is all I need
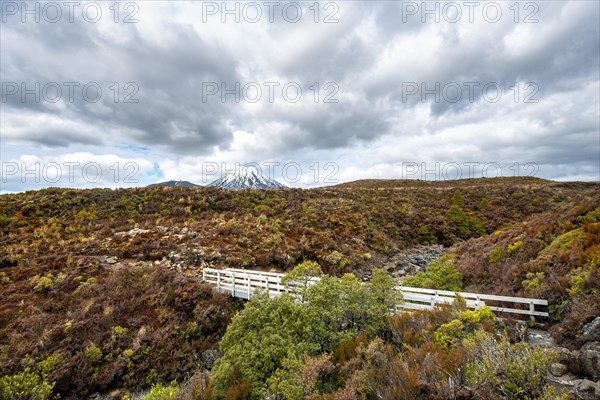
[37,353,63,378]
[507,241,524,254]
[31,275,54,292]
[446,205,486,239]
[464,330,557,398]
[213,270,399,398]
[85,344,103,364]
[0,368,56,400]
[142,383,180,400]
[433,319,464,349]
[402,256,462,291]
[488,246,505,264]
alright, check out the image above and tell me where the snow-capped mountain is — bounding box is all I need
[208,166,286,190]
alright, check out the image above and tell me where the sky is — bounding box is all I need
[1,0,599,192]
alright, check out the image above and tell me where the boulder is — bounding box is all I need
[557,347,576,364]
[573,379,598,397]
[581,317,600,343]
[549,362,568,377]
[579,341,600,381]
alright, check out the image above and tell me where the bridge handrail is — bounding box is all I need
[395,286,548,305]
[202,268,549,319]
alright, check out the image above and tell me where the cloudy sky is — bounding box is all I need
[1,0,599,192]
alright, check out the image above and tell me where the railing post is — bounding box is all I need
[231,272,236,297]
[530,301,535,322]
[217,271,221,292]
[247,275,251,299]
[202,269,205,281]
[265,276,269,295]
[431,290,437,307]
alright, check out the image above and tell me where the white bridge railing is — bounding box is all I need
[202,268,549,320]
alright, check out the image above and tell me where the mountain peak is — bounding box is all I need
[208,165,286,190]
[147,180,199,188]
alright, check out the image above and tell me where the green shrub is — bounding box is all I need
[446,205,486,239]
[85,344,103,364]
[418,226,437,244]
[143,382,180,400]
[465,330,557,398]
[507,241,524,254]
[281,261,322,302]
[0,271,11,284]
[522,272,546,296]
[325,251,349,269]
[548,228,586,251]
[31,275,54,292]
[488,246,505,264]
[479,198,490,210]
[402,257,462,291]
[213,269,399,398]
[37,353,62,378]
[0,368,55,400]
[433,319,464,349]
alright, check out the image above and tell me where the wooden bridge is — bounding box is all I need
[202,268,549,320]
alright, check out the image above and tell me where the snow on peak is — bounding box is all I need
[208,165,286,190]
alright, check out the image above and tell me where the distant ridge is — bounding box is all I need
[208,165,286,190]
[333,177,551,189]
[147,180,200,188]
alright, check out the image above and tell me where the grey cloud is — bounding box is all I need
[1,0,598,184]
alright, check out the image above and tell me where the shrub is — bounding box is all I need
[522,272,546,296]
[0,271,11,284]
[402,257,462,291]
[464,330,557,398]
[507,240,524,254]
[142,382,180,400]
[446,205,486,239]
[479,198,490,210]
[213,270,400,398]
[488,246,505,264]
[433,319,464,349]
[37,353,63,378]
[548,228,587,251]
[281,261,322,302]
[31,275,54,292]
[418,225,437,244]
[0,368,56,400]
[85,344,103,364]
[325,251,349,269]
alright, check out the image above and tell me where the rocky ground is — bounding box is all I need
[381,244,444,278]
[537,317,600,399]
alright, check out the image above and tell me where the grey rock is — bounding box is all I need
[557,347,576,364]
[582,317,600,343]
[528,328,555,348]
[201,349,222,369]
[385,245,444,277]
[573,378,598,393]
[579,341,600,381]
[550,362,568,377]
